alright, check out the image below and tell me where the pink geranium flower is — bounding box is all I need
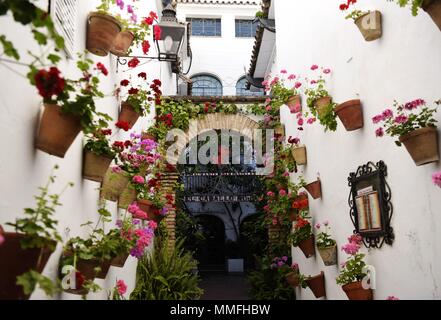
[375,127,384,137]
[116,280,127,295]
[132,175,145,184]
[432,171,441,188]
[323,68,331,74]
[341,242,360,255]
[311,64,319,71]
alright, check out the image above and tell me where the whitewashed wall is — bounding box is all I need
[268,0,441,300]
[0,0,176,299]
[177,2,259,95]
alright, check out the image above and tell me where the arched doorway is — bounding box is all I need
[194,215,226,271]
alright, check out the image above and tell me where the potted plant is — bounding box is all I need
[336,234,373,300]
[263,71,303,114]
[101,166,130,202]
[285,263,301,288]
[340,1,382,41]
[83,127,116,182]
[372,99,439,166]
[304,65,338,132]
[290,191,309,221]
[0,166,71,299]
[225,240,244,273]
[315,221,337,266]
[299,271,327,299]
[289,210,315,258]
[33,54,112,158]
[388,0,441,32]
[88,0,123,56]
[289,137,307,165]
[304,176,322,199]
[335,99,364,131]
[117,74,156,129]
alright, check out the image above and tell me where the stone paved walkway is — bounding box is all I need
[200,273,251,300]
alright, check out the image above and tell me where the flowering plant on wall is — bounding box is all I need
[262,71,303,113]
[315,221,336,249]
[336,234,367,285]
[432,171,441,188]
[117,73,157,117]
[340,0,366,20]
[289,210,312,247]
[84,127,116,158]
[304,65,338,132]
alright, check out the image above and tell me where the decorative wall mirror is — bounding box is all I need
[348,161,394,248]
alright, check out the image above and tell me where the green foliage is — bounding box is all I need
[336,253,367,286]
[316,227,336,249]
[305,79,338,132]
[6,165,72,250]
[84,128,115,157]
[175,209,206,255]
[16,270,58,297]
[388,0,424,16]
[130,239,204,300]
[345,10,366,20]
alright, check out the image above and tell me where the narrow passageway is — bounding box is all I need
[200,273,251,300]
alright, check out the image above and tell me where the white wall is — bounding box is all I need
[0,0,175,299]
[269,0,441,300]
[177,3,260,95]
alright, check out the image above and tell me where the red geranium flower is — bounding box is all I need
[149,11,158,20]
[75,271,85,289]
[96,62,108,76]
[142,40,150,55]
[138,72,147,80]
[115,120,130,131]
[34,67,65,101]
[128,87,139,95]
[128,57,140,68]
[120,79,130,86]
[153,25,162,40]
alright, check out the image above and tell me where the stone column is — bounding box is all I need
[159,171,180,252]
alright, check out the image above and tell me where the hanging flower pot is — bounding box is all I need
[291,145,307,165]
[305,271,326,299]
[287,95,302,113]
[274,124,285,137]
[399,127,439,166]
[100,169,129,202]
[118,185,137,209]
[318,244,338,266]
[304,179,322,199]
[142,132,156,141]
[286,271,300,288]
[82,150,113,182]
[94,259,111,279]
[138,200,165,223]
[0,230,55,300]
[422,0,441,32]
[111,252,129,268]
[118,102,140,129]
[335,99,364,131]
[315,96,333,118]
[35,104,82,158]
[342,281,373,300]
[298,235,315,258]
[86,12,122,56]
[354,11,382,41]
[110,31,135,57]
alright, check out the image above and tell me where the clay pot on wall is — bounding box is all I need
[291,145,307,165]
[287,95,302,113]
[118,102,140,129]
[317,244,338,266]
[82,150,113,182]
[335,99,364,131]
[118,185,137,210]
[399,127,439,166]
[342,281,373,300]
[422,0,441,32]
[111,252,129,268]
[86,12,122,56]
[100,169,130,202]
[354,11,382,41]
[304,179,322,199]
[297,235,315,258]
[315,96,333,118]
[35,104,82,158]
[110,31,135,56]
[138,200,164,223]
[0,228,56,300]
[286,272,300,288]
[305,271,326,299]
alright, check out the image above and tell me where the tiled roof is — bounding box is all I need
[177,0,260,5]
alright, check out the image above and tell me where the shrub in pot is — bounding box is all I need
[32,54,112,158]
[0,166,70,299]
[83,127,116,182]
[315,221,337,266]
[372,99,439,166]
[289,209,315,258]
[263,70,303,114]
[335,99,364,131]
[336,234,373,300]
[304,65,338,132]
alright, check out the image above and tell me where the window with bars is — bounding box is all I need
[191,75,223,96]
[236,77,264,96]
[235,19,258,38]
[186,18,222,37]
[51,0,78,58]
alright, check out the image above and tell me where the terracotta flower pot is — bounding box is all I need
[118,185,137,209]
[286,272,300,288]
[305,271,326,299]
[100,169,129,202]
[287,95,302,113]
[94,259,111,279]
[304,179,322,199]
[110,30,135,56]
[0,230,55,300]
[138,200,165,222]
[399,127,439,166]
[318,244,338,266]
[86,12,122,56]
[422,0,441,32]
[291,145,307,165]
[297,235,315,258]
[354,11,382,41]
[35,104,82,158]
[118,102,140,129]
[289,209,297,222]
[335,99,364,131]
[111,252,129,268]
[342,281,373,300]
[315,96,333,118]
[274,124,285,137]
[82,150,113,182]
